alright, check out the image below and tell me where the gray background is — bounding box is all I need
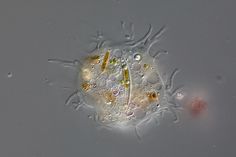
[1,0,236,157]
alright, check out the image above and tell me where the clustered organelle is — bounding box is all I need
[80,48,162,125]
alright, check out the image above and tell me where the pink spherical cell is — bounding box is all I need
[188,97,207,117]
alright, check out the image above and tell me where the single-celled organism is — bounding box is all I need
[187,97,207,117]
[48,22,184,139]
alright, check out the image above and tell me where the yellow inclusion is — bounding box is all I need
[101,51,110,72]
[88,55,100,64]
[143,63,150,70]
[103,90,116,104]
[146,91,159,102]
[123,68,130,88]
[81,82,91,91]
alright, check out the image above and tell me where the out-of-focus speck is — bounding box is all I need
[232,95,236,100]
[225,38,231,44]
[32,152,42,157]
[113,0,121,4]
[88,115,93,119]
[7,72,13,78]
[44,78,53,86]
[215,75,224,83]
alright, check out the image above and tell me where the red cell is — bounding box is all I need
[188,97,207,116]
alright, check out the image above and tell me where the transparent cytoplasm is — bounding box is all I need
[78,47,163,125]
[48,22,183,134]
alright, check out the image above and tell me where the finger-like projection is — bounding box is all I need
[48,22,184,138]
